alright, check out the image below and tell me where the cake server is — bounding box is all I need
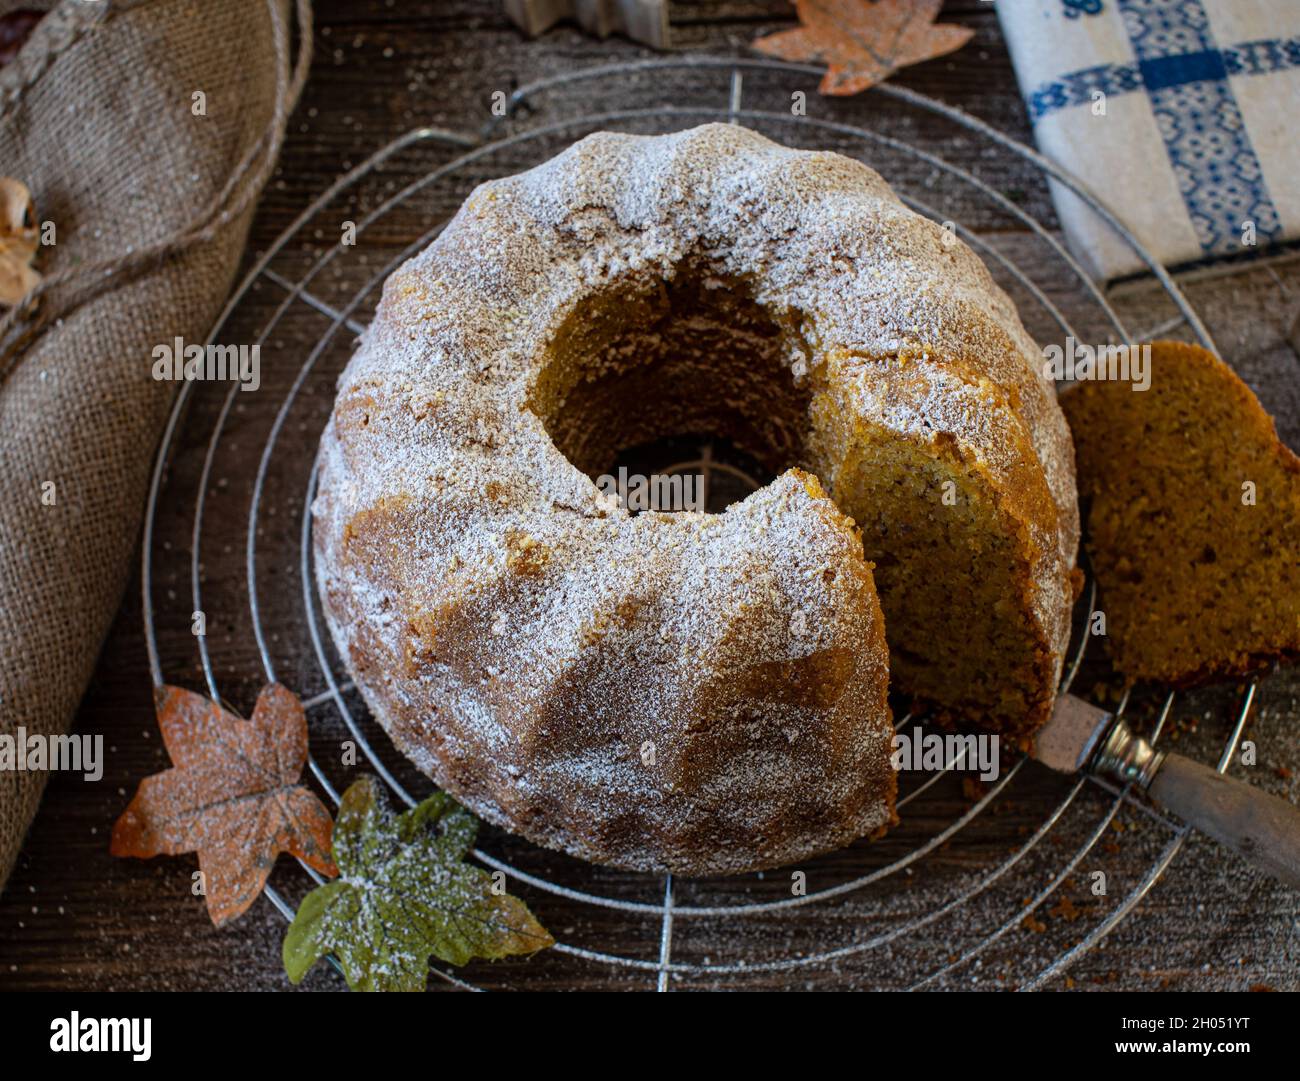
[1033,693,1300,890]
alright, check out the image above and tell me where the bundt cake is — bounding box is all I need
[313,123,1079,874]
[1062,340,1300,685]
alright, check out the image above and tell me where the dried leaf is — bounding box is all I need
[283,777,554,991]
[754,0,974,96]
[0,176,39,306]
[111,684,337,926]
[0,249,40,306]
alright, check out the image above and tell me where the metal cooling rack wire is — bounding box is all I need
[139,57,1254,990]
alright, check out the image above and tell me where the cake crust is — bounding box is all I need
[314,124,1078,873]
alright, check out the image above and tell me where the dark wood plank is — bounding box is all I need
[1,0,1296,993]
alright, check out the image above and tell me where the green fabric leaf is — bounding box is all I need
[282,777,554,991]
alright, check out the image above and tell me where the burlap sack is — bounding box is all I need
[0,0,310,893]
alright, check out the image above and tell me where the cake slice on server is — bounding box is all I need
[1062,340,1300,685]
[313,124,1079,873]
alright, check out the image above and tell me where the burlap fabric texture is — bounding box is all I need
[0,0,311,893]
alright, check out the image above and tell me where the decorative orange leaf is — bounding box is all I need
[754,0,974,96]
[111,684,337,926]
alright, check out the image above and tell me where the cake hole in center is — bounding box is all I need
[530,262,812,514]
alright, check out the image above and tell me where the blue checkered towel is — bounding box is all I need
[997,0,1300,279]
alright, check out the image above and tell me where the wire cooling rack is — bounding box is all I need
[139,57,1261,991]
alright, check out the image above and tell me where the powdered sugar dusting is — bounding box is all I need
[312,124,1077,875]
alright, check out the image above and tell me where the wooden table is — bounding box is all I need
[1,0,1297,992]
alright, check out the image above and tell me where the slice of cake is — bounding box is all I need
[1061,340,1300,685]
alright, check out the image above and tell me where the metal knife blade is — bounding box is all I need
[1031,692,1113,774]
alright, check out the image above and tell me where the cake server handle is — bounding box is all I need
[1038,697,1300,889]
[1142,752,1300,891]
[1091,717,1300,890]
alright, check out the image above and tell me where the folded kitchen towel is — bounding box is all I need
[997,0,1300,279]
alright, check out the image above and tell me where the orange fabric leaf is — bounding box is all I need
[111,683,337,926]
[754,0,974,96]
